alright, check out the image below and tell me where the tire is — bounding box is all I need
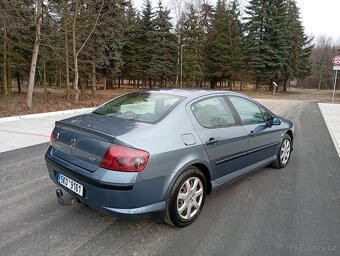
[271,134,292,169]
[164,166,207,228]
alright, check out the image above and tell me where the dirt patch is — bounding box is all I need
[242,88,340,102]
[0,87,338,118]
[0,88,137,118]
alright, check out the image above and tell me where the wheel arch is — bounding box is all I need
[162,158,214,202]
[286,130,293,144]
[191,163,212,195]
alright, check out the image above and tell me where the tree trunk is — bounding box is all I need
[160,76,163,88]
[80,78,85,95]
[64,0,70,100]
[79,78,83,94]
[2,22,8,95]
[72,0,80,103]
[228,80,232,91]
[59,64,62,88]
[72,0,104,103]
[26,0,42,110]
[210,78,217,89]
[16,72,21,94]
[43,57,47,94]
[6,46,12,95]
[283,79,288,92]
[175,24,180,87]
[148,76,152,89]
[255,76,261,90]
[91,55,96,96]
[269,79,273,91]
[318,76,322,91]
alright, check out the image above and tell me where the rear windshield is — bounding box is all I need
[93,92,185,123]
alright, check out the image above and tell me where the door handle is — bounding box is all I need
[206,138,219,145]
[249,131,255,137]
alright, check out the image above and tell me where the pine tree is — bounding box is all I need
[43,0,71,97]
[200,1,214,86]
[200,1,214,39]
[225,0,244,88]
[39,1,60,95]
[122,0,139,83]
[244,0,288,89]
[282,0,313,91]
[74,0,127,93]
[179,5,204,87]
[206,0,230,87]
[99,0,127,85]
[149,1,177,86]
[138,0,156,87]
[0,1,33,95]
[205,0,244,89]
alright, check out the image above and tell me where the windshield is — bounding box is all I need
[93,92,185,123]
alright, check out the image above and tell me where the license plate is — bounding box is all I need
[57,173,83,196]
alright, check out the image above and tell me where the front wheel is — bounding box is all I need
[272,134,292,169]
[164,167,207,228]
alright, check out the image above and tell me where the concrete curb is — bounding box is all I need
[318,103,340,157]
[0,108,95,124]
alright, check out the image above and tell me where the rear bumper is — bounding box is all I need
[45,148,166,217]
[46,157,134,191]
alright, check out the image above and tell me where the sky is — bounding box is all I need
[133,0,340,43]
[295,0,340,43]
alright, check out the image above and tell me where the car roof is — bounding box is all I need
[136,89,275,116]
[138,88,241,100]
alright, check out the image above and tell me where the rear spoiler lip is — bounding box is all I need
[55,120,115,143]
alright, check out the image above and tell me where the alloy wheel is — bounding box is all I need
[176,177,203,220]
[280,139,291,165]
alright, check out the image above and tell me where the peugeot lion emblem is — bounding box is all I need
[70,138,77,149]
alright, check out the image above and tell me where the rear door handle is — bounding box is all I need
[206,138,219,145]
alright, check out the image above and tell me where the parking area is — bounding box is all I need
[1,99,340,157]
[0,108,93,153]
[0,99,339,256]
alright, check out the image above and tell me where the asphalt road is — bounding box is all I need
[1,100,339,256]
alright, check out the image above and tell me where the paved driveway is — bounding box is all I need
[0,100,339,256]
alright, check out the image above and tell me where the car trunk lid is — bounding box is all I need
[51,113,147,172]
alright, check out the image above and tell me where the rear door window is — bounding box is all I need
[191,97,236,128]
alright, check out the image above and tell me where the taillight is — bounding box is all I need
[100,144,149,172]
[50,131,54,146]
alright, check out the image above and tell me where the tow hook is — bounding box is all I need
[56,189,81,206]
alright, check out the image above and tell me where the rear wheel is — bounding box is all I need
[272,134,292,168]
[165,166,207,228]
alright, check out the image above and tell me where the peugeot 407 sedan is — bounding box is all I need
[45,89,294,227]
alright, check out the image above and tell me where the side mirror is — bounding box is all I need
[271,117,281,126]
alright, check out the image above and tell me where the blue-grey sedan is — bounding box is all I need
[45,89,294,227]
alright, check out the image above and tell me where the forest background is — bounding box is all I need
[0,0,339,112]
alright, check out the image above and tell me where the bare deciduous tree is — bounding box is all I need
[63,0,70,100]
[26,0,43,110]
[72,0,105,104]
